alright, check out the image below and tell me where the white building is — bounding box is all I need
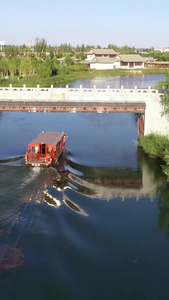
[0,41,5,51]
[86,49,153,70]
[154,47,169,52]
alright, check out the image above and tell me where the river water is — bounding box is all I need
[1,74,169,300]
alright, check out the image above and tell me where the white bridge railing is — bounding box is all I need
[0,84,162,103]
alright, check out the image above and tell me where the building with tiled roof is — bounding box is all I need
[85,48,117,61]
[85,49,157,69]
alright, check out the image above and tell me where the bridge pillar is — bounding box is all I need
[144,98,169,136]
[138,115,144,137]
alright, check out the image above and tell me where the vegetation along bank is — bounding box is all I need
[138,69,169,178]
[0,39,168,87]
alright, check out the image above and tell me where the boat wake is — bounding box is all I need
[0,156,24,166]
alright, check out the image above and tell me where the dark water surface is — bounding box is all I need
[0,75,169,300]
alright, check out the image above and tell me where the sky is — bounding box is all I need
[0,0,169,49]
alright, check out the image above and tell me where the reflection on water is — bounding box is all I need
[138,149,169,237]
[43,190,61,208]
[59,74,165,89]
[1,151,168,226]
[63,196,89,217]
[1,75,169,300]
[1,151,169,294]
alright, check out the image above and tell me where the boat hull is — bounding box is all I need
[25,149,64,167]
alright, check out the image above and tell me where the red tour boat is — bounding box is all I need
[25,131,68,167]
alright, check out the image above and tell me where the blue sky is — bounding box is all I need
[0,0,169,48]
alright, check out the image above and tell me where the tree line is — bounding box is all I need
[1,38,169,80]
[0,56,86,79]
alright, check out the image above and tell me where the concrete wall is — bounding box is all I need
[89,61,144,70]
[144,98,169,136]
[90,63,116,70]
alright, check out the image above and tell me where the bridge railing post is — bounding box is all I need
[79,85,83,101]
[106,85,111,101]
[65,85,69,100]
[93,85,97,101]
[22,84,26,100]
[36,85,40,100]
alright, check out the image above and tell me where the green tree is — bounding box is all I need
[31,58,40,75]
[162,70,169,115]
[64,56,74,66]
[165,69,169,90]
[20,59,32,77]
[8,58,20,78]
[0,59,9,77]
[37,61,52,78]
[34,38,47,58]
[75,52,86,60]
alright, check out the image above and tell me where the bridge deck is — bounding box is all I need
[0,101,146,113]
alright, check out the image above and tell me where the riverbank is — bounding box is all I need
[138,133,169,178]
[0,68,166,88]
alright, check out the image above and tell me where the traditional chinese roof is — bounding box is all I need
[85,48,117,55]
[89,54,147,64]
[146,61,169,65]
[89,57,116,64]
[142,57,156,62]
[29,131,64,146]
[92,49,117,55]
[118,54,145,62]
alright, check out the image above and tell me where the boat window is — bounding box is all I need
[47,147,53,153]
[31,146,39,153]
[35,146,39,153]
[32,146,35,153]
[41,144,46,154]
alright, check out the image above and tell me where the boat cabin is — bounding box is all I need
[25,131,67,167]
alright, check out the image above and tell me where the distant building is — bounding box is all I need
[154,47,169,52]
[85,48,117,61]
[85,49,156,70]
[0,41,5,51]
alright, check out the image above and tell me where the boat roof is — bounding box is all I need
[29,131,64,146]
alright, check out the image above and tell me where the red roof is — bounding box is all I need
[29,131,64,146]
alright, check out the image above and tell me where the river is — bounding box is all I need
[0,74,169,300]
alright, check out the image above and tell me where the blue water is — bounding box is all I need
[60,74,165,89]
[0,75,169,300]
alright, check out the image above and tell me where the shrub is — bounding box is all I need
[138,133,169,159]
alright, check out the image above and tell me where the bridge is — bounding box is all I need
[0,84,168,136]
